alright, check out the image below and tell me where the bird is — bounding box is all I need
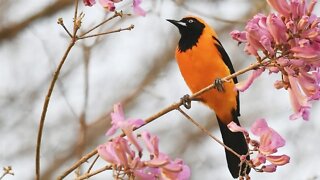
[167,16,250,178]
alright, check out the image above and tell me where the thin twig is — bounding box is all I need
[0,166,14,180]
[80,11,128,37]
[78,25,134,40]
[86,155,100,174]
[36,40,76,180]
[57,149,98,180]
[73,0,79,30]
[76,165,112,180]
[57,18,72,38]
[176,108,240,157]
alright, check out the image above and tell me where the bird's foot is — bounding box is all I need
[180,94,202,109]
[213,78,225,92]
[180,94,192,109]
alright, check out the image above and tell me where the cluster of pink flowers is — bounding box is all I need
[228,119,290,173]
[97,104,190,179]
[84,0,145,16]
[231,0,320,121]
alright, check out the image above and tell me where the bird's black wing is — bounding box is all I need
[212,36,240,116]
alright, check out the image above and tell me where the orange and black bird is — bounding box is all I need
[167,16,250,178]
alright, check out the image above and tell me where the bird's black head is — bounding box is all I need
[167,17,205,52]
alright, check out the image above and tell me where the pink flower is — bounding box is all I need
[231,0,320,121]
[290,0,307,20]
[98,137,134,166]
[266,0,290,17]
[251,119,285,155]
[141,131,159,157]
[288,76,311,120]
[106,103,145,152]
[228,118,290,173]
[235,68,264,92]
[266,13,287,44]
[133,0,146,16]
[98,104,190,179]
[84,0,96,6]
[230,30,247,43]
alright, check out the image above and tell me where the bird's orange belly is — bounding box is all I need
[176,48,237,123]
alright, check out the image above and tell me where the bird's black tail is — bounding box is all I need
[217,112,250,178]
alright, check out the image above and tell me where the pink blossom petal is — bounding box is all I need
[260,35,274,55]
[113,138,129,167]
[227,121,248,133]
[288,76,311,120]
[133,0,146,16]
[141,131,159,156]
[250,118,269,136]
[145,158,169,168]
[290,0,307,19]
[122,127,143,152]
[267,0,290,17]
[127,118,145,128]
[97,142,120,164]
[259,129,286,155]
[235,68,264,92]
[161,161,184,180]
[266,13,287,44]
[297,15,309,30]
[289,106,311,120]
[99,0,116,11]
[252,153,266,166]
[84,0,96,6]
[177,164,191,180]
[134,167,160,180]
[307,0,317,15]
[262,164,277,172]
[273,80,285,89]
[230,30,247,43]
[266,155,290,166]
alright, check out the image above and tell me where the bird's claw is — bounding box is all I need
[213,78,225,92]
[180,94,192,109]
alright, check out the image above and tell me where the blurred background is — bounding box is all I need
[1,0,320,179]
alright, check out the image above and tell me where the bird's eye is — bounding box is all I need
[188,19,194,23]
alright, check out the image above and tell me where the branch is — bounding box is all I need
[78,25,135,40]
[57,149,98,180]
[35,40,76,180]
[76,165,112,180]
[176,108,241,158]
[0,166,14,180]
[36,1,80,179]
[58,61,263,178]
[80,11,129,37]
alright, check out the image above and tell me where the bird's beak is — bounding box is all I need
[166,19,187,28]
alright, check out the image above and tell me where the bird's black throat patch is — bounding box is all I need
[177,18,205,52]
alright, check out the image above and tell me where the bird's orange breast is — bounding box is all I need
[175,31,237,123]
